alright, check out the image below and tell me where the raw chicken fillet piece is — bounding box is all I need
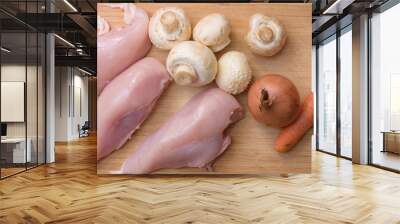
[97,57,171,160]
[120,87,244,174]
[97,4,151,95]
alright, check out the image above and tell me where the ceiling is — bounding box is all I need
[0,0,97,75]
[311,0,391,43]
[0,0,394,75]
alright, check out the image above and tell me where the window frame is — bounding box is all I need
[315,24,353,161]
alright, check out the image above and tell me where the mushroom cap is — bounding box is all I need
[193,13,231,52]
[216,51,252,95]
[166,41,218,87]
[149,7,191,50]
[246,14,287,57]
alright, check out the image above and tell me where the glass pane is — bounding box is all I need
[1,31,27,177]
[27,31,38,169]
[0,1,46,178]
[340,28,352,158]
[371,3,400,171]
[317,36,337,154]
[26,0,39,170]
[38,32,45,165]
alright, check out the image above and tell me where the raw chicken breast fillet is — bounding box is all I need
[97,57,171,160]
[97,4,151,95]
[120,87,244,174]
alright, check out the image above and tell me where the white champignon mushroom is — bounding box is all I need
[193,13,231,52]
[216,51,252,95]
[149,7,191,50]
[246,14,287,57]
[166,41,218,87]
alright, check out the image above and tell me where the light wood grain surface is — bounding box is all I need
[97,3,312,174]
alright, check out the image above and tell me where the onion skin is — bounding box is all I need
[247,74,300,128]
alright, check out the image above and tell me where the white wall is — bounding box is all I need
[1,65,39,138]
[72,73,89,138]
[55,67,70,141]
[1,82,25,123]
[1,63,46,164]
[54,67,89,141]
[46,33,55,163]
[1,66,26,138]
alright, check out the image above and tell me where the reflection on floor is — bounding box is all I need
[0,135,400,223]
[1,167,25,177]
[0,163,42,178]
[373,150,400,171]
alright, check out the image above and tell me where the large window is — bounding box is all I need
[317,36,337,154]
[370,2,400,171]
[316,25,353,159]
[339,27,352,158]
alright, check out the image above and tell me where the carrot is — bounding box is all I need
[274,92,314,153]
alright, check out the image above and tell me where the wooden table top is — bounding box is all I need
[97,3,312,175]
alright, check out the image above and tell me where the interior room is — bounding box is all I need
[0,0,96,179]
[314,0,400,172]
[0,0,399,223]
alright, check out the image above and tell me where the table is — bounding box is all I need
[381,131,400,155]
[1,138,31,164]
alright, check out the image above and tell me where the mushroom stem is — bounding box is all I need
[173,64,197,86]
[259,88,273,111]
[257,26,274,43]
[160,11,179,33]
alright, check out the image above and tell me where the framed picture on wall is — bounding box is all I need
[1,81,25,122]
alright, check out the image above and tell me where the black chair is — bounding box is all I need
[79,121,90,138]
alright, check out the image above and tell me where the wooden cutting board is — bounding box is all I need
[97,3,312,174]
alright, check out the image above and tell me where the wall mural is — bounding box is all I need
[97,3,312,175]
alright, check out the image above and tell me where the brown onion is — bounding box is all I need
[247,74,300,128]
